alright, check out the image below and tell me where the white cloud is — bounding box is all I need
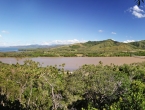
[123,40,135,43]
[0,39,87,46]
[111,32,116,34]
[1,30,9,33]
[98,30,103,32]
[0,35,2,38]
[133,5,144,12]
[128,5,145,18]
[41,39,86,45]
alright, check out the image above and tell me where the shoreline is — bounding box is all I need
[0,57,145,71]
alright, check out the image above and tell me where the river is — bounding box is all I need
[0,57,145,71]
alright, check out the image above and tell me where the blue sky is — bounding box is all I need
[0,0,145,46]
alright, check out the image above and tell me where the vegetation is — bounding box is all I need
[1,39,145,57]
[1,60,145,109]
[0,1,144,109]
[135,0,144,6]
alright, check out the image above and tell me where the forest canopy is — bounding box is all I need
[1,60,145,109]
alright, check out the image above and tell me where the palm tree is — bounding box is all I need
[135,0,144,6]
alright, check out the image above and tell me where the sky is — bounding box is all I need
[0,0,145,46]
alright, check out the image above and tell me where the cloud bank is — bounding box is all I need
[123,40,135,43]
[41,39,86,45]
[0,39,86,46]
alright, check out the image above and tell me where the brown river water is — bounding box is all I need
[0,57,145,71]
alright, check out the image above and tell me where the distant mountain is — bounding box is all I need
[0,44,64,52]
[0,47,18,52]
[1,39,145,57]
[64,39,145,52]
[130,40,145,49]
[8,44,64,49]
[1,39,145,52]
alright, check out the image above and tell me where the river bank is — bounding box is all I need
[0,57,145,71]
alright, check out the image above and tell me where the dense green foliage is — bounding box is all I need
[1,60,145,109]
[1,39,145,57]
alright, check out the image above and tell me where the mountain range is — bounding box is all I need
[70,39,145,52]
[1,39,145,52]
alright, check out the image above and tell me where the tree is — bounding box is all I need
[135,0,144,6]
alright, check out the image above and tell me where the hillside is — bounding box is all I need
[1,39,145,57]
[36,39,144,57]
[77,39,145,51]
[130,40,145,49]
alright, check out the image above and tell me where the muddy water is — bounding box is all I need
[0,57,145,71]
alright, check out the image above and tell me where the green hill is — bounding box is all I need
[73,39,143,52]
[35,39,142,57]
[1,39,145,57]
[130,40,145,49]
